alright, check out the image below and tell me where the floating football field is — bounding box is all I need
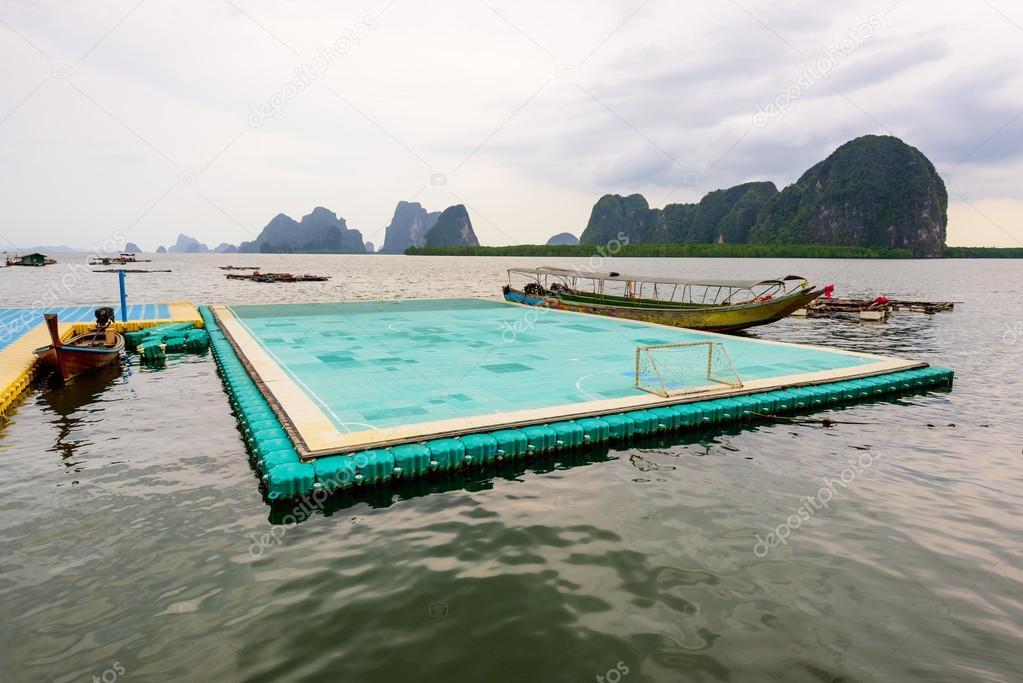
[209,298,931,459]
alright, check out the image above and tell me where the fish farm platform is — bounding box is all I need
[0,301,201,417]
[203,299,953,500]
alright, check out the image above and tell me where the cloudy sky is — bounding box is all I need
[1,0,1021,250]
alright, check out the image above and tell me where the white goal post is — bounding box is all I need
[634,341,743,397]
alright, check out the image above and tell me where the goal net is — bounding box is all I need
[635,341,743,397]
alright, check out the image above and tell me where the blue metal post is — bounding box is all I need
[119,269,127,322]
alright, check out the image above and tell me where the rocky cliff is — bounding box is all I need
[581,194,667,245]
[671,182,778,244]
[423,205,479,248]
[749,136,947,257]
[580,135,947,257]
[381,201,440,253]
[239,207,365,253]
[165,234,209,254]
[546,232,579,246]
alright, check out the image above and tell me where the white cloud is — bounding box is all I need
[0,0,1020,248]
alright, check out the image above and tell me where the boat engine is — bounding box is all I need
[523,282,546,297]
[94,306,115,330]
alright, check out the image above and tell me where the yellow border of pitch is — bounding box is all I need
[0,301,202,420]
[212,299,922,459]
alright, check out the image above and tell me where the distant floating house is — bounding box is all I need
[5,252,55,266]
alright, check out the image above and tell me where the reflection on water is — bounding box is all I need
[266,443,616,523]
[0,256,1021,682]
[262,392,954,524]
[38,364,124,461]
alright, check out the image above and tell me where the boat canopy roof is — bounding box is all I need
[507,267,804,290]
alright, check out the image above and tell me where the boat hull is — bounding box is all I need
[34,331,125,383]
[503,287,822,332]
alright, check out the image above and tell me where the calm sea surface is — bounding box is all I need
[1,255,1021,682]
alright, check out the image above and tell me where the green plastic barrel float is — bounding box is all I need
[624,410,658,435]
[458,434,498,465]
[521,425,557,453]
[426,438,465,471]
[391,443,431,475]
[550,421,585,448]
[490,429,528,459]
[575,417,610,443]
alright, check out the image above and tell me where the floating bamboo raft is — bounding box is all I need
[225,272,330,283]
[795,297,957,320]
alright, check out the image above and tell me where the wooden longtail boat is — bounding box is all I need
[33,309,125,384]
[503,267,823,332]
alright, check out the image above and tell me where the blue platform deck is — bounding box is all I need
[0,304,171,352]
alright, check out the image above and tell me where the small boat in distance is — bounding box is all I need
[219,265,261,270]
[503,267,823,332]
[33,308,125,384]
